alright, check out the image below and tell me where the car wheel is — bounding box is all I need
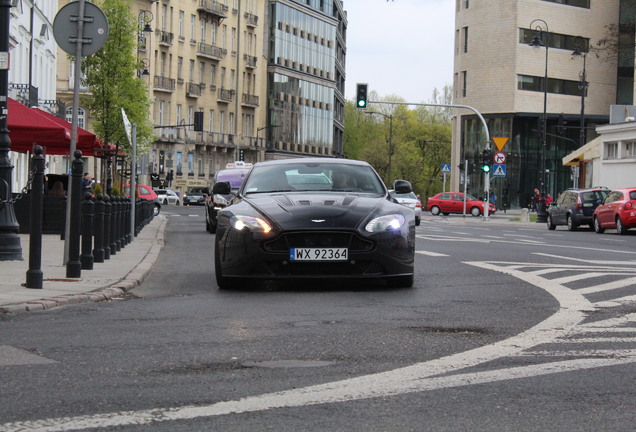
[153,203,160,216]
[470,206,481,217]
[215,241,234,289]
[594,217,604,234]
[546,215,556,230]
[566,215,577,231]
[430,206,440,216]
[387,274,413,288]
[616,217,629,235]
[415,217,421,226]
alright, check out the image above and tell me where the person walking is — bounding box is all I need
[81,173,94,196]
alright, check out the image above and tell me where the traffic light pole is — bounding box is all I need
[368,100,492,220]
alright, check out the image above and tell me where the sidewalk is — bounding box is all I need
[0,215,167,314]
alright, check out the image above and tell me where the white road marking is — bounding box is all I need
[533,253,636,266]
[578,276,636,295]
[416,251,449,257]
[0,346,56,367]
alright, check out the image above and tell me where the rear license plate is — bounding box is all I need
[290,248,348,261]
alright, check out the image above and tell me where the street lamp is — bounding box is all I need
[572,36,588,151]
[137,10,153,78]
[529,19,549,223]
[365,111,394,182]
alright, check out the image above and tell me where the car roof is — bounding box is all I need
[251,157,371,168]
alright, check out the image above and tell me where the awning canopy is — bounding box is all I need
[7,97,97,156]
[562,136,602,166]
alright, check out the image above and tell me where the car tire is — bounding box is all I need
[594,217,604,234]
[430,206,441,216]
[415,217,421,226]
[215,241,234,289]
[387,274,414,288]
[616,217,629,235]
[566,215,577,231]
[547,215,556,230]
[153,203,160,216]
[470,206,481,217]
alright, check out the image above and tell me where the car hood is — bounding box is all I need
[243,192,390,230]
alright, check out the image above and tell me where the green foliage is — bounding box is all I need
[80,0,154,159]
[93,183,103,195]
[344,86,453,199]
[111,186,122,196]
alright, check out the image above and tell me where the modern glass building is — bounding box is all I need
[452,0,631,209]
[265,0,346,159]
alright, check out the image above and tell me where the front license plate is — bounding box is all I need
[290,248,348,261]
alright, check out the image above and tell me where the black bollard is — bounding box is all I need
[66,151,83,278]
[125,197,132,244]
[103,195,111,260]
[25,146,45,289]
[119,195,127,248]
[93,194,105,263]
[80,192,94,270]
[109,195,118,255]
[113,196,121,252]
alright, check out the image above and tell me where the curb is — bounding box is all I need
[0,217,167,315]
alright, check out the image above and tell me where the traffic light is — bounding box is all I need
[481,148,491,173]
[356,83,368,109]
[557,115,567,135]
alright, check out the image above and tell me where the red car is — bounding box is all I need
[426,192,496,217]
[593,187,636,235]
[124,183,161,216]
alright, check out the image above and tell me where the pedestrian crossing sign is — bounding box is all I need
[493,164,506,177]
[441,164,451,173]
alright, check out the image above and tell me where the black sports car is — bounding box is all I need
[213,158,416,289]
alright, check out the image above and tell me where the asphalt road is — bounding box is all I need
[1,205,635,431]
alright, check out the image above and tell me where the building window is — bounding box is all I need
[179,11,184,39]
[625,141,636,158]
[517,74,582,96]
[605,142,618,160]
[65,106,85,129]
[462,71,467,97]
[462,26,468,53]
[541,0,589,8]
[519,29,589,53]
[176,152,183,175]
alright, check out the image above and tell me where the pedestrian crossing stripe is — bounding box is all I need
[493,164,506,177]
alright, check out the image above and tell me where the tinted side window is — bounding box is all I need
[630,191,636,200]
[606,192,622,203]
[440,194,452,200]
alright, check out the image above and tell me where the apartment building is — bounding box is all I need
[452,0,626,209]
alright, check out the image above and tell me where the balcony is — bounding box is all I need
[197,0,228,19]
[243,54,257,69]
[156,30,174,47]
[244,12,258,27]
[197,42,225,61]
[9,83,38,107]
[153,75,176,92]
[186,82,202,98]
[217,88,234,103]
[241,93,259,108]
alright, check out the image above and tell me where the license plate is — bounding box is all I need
[290,248,348,261]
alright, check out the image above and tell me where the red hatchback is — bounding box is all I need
[426,192,496,217]
[593,187,636,235]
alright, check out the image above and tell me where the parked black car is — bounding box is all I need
[547,187,609,231]
[183,187,209,206]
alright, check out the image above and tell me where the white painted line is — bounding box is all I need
[533,253,636,266]
[577,276,636,295]
[416,251,449,257]
[556,337,636,343]
[550,272,611,285]
[595,294,636,308]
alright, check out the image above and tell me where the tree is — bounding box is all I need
[81,0,154,158]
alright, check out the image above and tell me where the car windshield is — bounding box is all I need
[243,162,385,194]
[216,170,249,189]
[391,191,417,200]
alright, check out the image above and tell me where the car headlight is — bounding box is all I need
[213,194,229,207]
[365,214,405,232]
[231,215,272,233]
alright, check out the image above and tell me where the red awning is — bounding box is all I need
[7,98,97,156]
[32,107,97,150]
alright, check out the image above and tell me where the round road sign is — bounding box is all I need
[53,1,109,56]
[494,152,506,164]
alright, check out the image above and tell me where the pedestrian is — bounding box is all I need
[82,173,94,196]
[490,191,497,209]
[532,188,541,212]
[545,193,553,207]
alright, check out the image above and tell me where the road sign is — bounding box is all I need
[441,164,451,173]
[493,164,506,177]
[53,1,109,56]
[494,152,506,164]
[493,137,509,151]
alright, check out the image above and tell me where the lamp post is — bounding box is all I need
[572,36,588,151]
[365,111,394,183]
[0,0,22,260]
[137,10,153,78]
[529,19,549,223]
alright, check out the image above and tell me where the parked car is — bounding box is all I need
[593,187,636,235]
[426,192,496,217]
[124,183,161,216]
[213,158,416,289]
[546,187,609,231]
[183,186,209,206]
[154,188,181,206]
[206,162,252,233]
[389,190,421,226]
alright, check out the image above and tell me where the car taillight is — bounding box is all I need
[625,201,633,209]
[416,201,422,208]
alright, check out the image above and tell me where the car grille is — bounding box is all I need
[264,231,374,253]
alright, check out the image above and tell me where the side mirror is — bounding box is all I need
[393,180,412,194]
[212,181,231,195]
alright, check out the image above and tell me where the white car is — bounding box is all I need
[390,190,421,226]
[155,188,181,206]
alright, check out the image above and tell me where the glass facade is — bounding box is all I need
[267,1,337,154]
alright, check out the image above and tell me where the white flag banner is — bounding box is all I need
[121,108,132,146]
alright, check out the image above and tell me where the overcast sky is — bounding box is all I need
[342,0,455,103]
